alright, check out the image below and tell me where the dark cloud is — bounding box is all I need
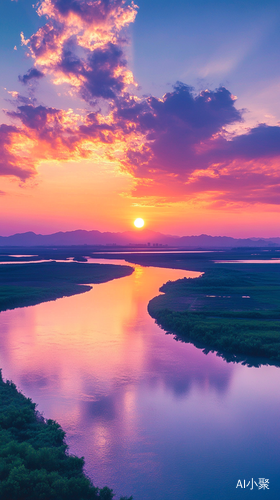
[6,104,74,149]
[81,43,127,100]
[7,105,60,131]
[116,83,242,136]
[109,84,280,204]
[58,43,127,101]
[216,124,280,160]
[114,84,243,177]
[18,68,45,85]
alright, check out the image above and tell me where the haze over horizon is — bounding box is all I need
[0,227,279,248]
[1,0,280,237]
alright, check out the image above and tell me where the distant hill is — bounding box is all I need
[0,230,279,248]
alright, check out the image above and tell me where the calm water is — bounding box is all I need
[0,260,279,499]
[215,259,280,264]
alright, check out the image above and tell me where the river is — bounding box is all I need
[0,259,279,499]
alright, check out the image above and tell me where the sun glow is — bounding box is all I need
[134,218,144,228]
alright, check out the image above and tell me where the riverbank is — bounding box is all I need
[0,370,132,500]
[148,266,280,366]
[0,262,133,313]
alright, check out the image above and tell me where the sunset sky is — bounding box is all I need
[1,0,280,237]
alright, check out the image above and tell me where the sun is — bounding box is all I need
[134,218,145,228]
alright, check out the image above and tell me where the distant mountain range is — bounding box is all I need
[0,230,279,248]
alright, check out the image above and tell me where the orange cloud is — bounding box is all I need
[3,101,142,182]
[2,1,279,211]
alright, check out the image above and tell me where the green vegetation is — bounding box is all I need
[0,370,132,500]
[0,260,135,498]
[0,262,133,313]
[148,266,280,365]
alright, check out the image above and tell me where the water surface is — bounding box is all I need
[0,261,279,499]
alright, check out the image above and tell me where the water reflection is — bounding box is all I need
[0,261,279,499]
[215,259,280,263]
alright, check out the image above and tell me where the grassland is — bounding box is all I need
[0,262,133,313]
[148,264,280,366]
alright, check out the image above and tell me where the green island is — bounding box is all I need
[148,264,280,366]
[0,261,133,313]
[0,370,132,500]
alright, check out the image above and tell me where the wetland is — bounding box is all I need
[0,247,279,499]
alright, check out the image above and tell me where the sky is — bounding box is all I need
[0,0,280,237]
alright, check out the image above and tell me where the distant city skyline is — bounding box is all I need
[1,0,280,237]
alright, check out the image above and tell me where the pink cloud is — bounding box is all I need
[3,86,280,209]
[20,0,137,100]
[2,1,279,208]
[2,102,126,180]
[111,84,280,205]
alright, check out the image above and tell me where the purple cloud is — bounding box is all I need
[28,22,65,60]
[2,87,280,207]
[3,0,280,206]
[109,84,280,204]
[57,43,127,101]
[19,68,45,85]
[1,102,122,181]
[20,0,137,103]
[8,105,61,131]
[114,84,243,177]
[215,124,280,160]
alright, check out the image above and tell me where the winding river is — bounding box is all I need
[0,259,279,499]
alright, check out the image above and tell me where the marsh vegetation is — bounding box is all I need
[148,265,280,365]
[0,262,133,313]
